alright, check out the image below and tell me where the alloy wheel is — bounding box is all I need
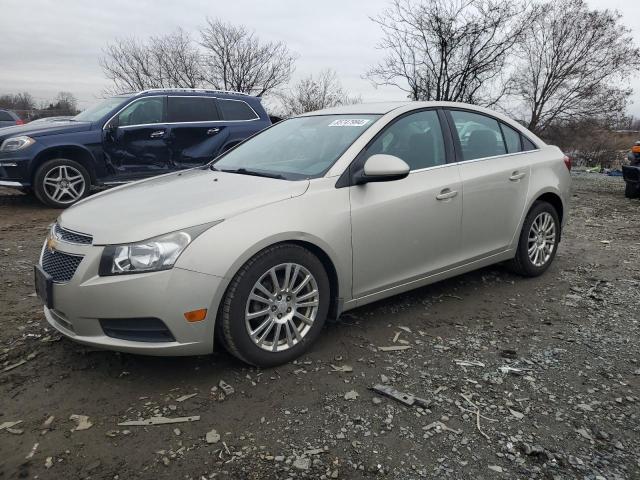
[42,165,86,204]
[527,212,556,267]
[244,263,320,352]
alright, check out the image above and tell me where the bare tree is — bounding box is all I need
[366,0,533,106]
[0,92,35,111]
[100,29,203,93]
[279,69,361,116]
[200,18,296,96]
[53,91,78,115]
[512,0,640,134]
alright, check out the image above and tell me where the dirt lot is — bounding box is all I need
[0,174,638,480]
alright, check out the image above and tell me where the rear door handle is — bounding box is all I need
[207,128,220,135]
[436,188,458,201]
[509,171,526,181]
[150,130,165,139]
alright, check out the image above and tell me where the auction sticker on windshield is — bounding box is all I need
[328,119,371,127]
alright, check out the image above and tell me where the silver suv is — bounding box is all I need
[35,102,571,366]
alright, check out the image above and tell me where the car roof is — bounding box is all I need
[299,102,412,116]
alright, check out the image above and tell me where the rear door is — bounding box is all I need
[350,109,463,298]
[446,109,532,260]
[166,96,228,169]
[102,96,171,179]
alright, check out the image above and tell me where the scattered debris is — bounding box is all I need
[1,352,37,373]
[377,345,412,352]
[455,359,485,368]
[175,393,198,402]
[330,364,353,373]
[218,380,235,396]
[69,414,93,431]
[344,390,359,401]
[508,408,525,420]
[371,384,431,408]
[423,421,462,435]
[0,420,22,432]
[206,429,221,444]
[25,442,39,460]
[44,457,53,469]
[41,415,54,434]
[118,416,200,426]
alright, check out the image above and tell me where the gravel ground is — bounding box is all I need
[0,173,639,480]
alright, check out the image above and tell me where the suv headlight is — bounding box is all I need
[98,222,221,276]
[0,136,35,152]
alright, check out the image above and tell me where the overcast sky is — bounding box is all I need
[1,0,639,117]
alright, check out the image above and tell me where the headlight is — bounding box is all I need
[0,136,35,152]
[98,222,221,276]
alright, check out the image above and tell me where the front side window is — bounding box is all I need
[363,110,446,170]
[117,97,164,127]
[168,97,219,122]
[450,110,506,161]
[213,114,381,179]
[218,99,258,121]
[74,96,131,123]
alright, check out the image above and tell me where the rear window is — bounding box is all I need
[0,111,14,121]
[168,97,219,122]
[218,99,258,121]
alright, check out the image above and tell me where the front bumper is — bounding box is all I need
[0,155,31,186]
[40,239,224,356]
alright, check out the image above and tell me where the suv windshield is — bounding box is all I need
[73,96,131,122]
[212,114,381,180]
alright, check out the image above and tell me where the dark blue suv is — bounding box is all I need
[0,89,271,207]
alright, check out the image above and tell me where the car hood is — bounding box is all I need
[0,121,92,140]
[59,168,310,244]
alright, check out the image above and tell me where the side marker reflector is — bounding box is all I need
[184,309,207,322]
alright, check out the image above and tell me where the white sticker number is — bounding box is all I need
[328,119,371,127]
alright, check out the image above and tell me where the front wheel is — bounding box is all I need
[34,159,90,208]
[219,244,330,367]
[510,201,560,277]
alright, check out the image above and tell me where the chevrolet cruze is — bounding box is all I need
[35,102,570,367]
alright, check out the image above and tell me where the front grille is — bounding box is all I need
[54,223,93,245]
[41,249,83,283]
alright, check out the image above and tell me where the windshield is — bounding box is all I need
[213,114,381,180]
[73,96,131,122]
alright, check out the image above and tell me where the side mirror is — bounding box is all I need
[355,154,410,185]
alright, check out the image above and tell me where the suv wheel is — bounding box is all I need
[624,182,640,199]
[510,201,560,277]
[219,244,330,367]
[34,159,90,208]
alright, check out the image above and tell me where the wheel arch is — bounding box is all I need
[31,145,97,184]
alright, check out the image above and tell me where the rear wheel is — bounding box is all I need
[34,158,90,208]
[510,201,560,277]
[219,244,330,367]
[624,182,640,199]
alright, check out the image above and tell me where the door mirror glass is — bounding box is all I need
[358,154,410,184]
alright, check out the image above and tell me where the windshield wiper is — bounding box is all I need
[218,168,285,180]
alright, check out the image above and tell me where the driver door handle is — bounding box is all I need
[150,130,165,139]
[436,188,458,201]
[207,128,220,135]
[509,171,526,181]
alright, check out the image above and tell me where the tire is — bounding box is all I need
[509,201,560,277]
[219,244,330,367]
[34,158,90,208]
[624,182,640,199]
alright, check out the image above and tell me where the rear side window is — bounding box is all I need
[218,99,258,121]
[450,110,506,160]
[500,123,522,154]
[522,136,537,151]
[168,97,219,122]
[364,110,446,171]
[0,111,14,121]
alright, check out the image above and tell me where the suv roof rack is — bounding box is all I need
[135,88,250,96]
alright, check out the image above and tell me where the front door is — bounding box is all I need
[102,96,171,179]
[447,109,531,260]
[350,109,463,299]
